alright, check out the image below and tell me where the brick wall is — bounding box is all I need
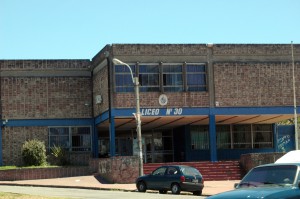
[0,166,90,181]
[2,127,48,166]
[0,60,92,119]
[96,156,139,183]
[214,62,300,107]
[93,66,109,116]
[0,60,93,166]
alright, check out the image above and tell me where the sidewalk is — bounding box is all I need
[0,175,238,196]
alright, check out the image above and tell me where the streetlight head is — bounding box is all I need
[112,58,125,65]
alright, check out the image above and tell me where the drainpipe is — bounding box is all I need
[105,50,116,157]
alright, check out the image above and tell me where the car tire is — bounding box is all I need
[193,191,202,196]
[137,181,147,192]
[159,190,167,194]
[171,183,181,194]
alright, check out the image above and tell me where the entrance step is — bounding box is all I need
[143,161,244,181]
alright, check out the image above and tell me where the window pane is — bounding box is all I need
[186,64,207,92]
[191,126,209,150]
[71,127,91,151]
[253,124,273,148]
[139,64,160,92]
[162,64,183,92]
[233,125,251,149]
[49,126,91,152]
[217,125,231,149]
[115,64,135,93]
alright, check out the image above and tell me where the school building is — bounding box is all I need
[0,44,299,166]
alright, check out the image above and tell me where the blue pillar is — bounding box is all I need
[273,124,278,152]
[0,126,2,166]
[109,117,116,157]
[92,121,99,158]
[209,114,217,162]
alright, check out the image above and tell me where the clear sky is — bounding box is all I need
[1,0,299,59]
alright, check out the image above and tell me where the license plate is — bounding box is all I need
[192,179,198,183]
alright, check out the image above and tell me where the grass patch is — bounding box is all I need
[0,165,60,170]
[0,192,68,199]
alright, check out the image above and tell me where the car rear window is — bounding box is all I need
[181,167,201,176]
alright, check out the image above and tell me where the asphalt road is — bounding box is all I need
[0,185,207,199]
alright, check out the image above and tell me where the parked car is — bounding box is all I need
[207,163,300,199]
[136,165,204,195]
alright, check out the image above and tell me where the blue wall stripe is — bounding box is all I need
[95,106,298,119]
[3,118,94,127]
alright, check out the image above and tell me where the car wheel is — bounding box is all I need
[137,181,147,192]
[193,191,202,196]
[171,183,181,194]
[159,190,167,194]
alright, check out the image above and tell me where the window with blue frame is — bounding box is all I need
[193,124,273,150]
[49,126,91,152]
[162,64,183,92]
[115,64,136,92]
[186,64,207,91]
[139,64,160,92]
[114,62,207,93]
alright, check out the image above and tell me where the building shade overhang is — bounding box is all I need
[96,106,298,131]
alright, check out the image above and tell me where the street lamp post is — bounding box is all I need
[291,41,298,150]
[112,58,144,176]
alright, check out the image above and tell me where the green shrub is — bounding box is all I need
[50,144,69,166]
[21,139,47,166]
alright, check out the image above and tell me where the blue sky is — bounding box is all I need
[1,0,299,59]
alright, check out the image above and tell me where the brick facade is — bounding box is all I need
[1,44,300,166]
[214,62,299,107]
[0,60,93,166]
[92,44,300,111]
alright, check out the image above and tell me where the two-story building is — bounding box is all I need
[0,44,299,166]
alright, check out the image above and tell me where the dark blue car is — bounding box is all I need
[208,163,300,199]
[136,165,204,195]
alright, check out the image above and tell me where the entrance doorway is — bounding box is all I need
[98,130,174,163]
[143,131,174,163]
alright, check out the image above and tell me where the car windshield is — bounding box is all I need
[181,167,201,176]
[239,165,297,187]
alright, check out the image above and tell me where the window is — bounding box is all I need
[233,125,252,149]
[162,64,183,92]
[192,124,273,150]
[71,127,91,151]
[153,167,167,176]
[191,126,209,150]
[217,125,231,149]
[253,124,273,148]
[115,64,136,92]
[49,127,91,152]
[114,62,207,93]
[186,64,207,91]
[139,64,160,92]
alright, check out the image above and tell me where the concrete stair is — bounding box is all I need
[143,161,244,181]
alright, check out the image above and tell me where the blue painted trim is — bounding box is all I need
[97,106,299,118]
[0,127,2,166]
[273,124,278,152]
[94,111,109,125]
[3,118,94,127]
[209,114,217,162]
[92,120,99,158]
[109,118,116,157]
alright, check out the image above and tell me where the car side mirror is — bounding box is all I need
[234,183,239,189]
